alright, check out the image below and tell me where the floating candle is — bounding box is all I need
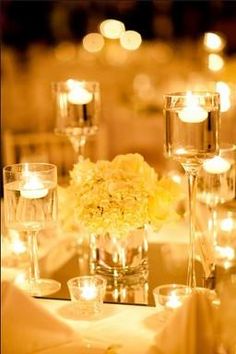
[67,85,93,105]
[203,156,231,174]
[20,175,48,199]
[178,91,208,123]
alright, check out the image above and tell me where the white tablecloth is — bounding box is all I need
[37,298,163,354]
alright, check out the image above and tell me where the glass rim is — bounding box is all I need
[153,283,191,294]
[218,143,236,152]
[67,275,106,286]
[163,91,220,98]
[52,79,100,88]
[3,162,57,173]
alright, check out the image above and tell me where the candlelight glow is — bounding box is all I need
[21,173,48,199]
[66,80,93,104]
[15,272,27,286]
[178,91,208,123]
[215,246,234,261]
[203,156,231,174]
[175,148,187,155]
[216,81,231,112]
[220,217,234,232]
[81,285,97,300]
[204,32,225,52]
[166,291,182,309]
[120,31,142,50]
[99,19,125,39]
[82,33,105,53]
[12,238,26,254]
[170,174,182,184]
[208,54,224,72]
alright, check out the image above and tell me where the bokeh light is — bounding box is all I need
[120,31,142,50]
[99,19,125,39]
[204,32,226,52]
[216,81,231,112]
[82,33,105,53]
[208,53,224,71]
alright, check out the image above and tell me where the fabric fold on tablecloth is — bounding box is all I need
[2,281,105,354]
[153,290,217,354]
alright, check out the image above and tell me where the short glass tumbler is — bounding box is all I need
[67,275,107,316]
[153,284,192,310]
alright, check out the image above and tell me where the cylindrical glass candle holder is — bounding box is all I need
[153,284,192,311]
[67,275,107,316]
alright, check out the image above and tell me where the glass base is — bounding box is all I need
[15,278,61,297]
[90,228,149,283]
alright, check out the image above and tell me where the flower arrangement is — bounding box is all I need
[59,154,180,238]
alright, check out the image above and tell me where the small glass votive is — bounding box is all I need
[153,284,192,311]
[67,275,107,316]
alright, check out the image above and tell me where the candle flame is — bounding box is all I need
[178,92,208,123]
[166,291,182,309]
[81,285,97,300]
[67,81,93,105]
[20,174,48,199]
[203,156,231,174]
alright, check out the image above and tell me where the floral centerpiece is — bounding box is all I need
[59,153,180,278]
[59,153,180,237]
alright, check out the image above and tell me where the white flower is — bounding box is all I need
[59,154,180,238]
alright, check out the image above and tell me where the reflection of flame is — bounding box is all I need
[10,230,26,255]
[15,272,27,286]
[216,81,231,112]
[215,246,234,260]
[12,239,26,254]
[220,217,234,232]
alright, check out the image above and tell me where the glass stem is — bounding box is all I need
[27,230,40,284]
[183,165,200,288]
[209,206,217,247]
[68,135,87,161]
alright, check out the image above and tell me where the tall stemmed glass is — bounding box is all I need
[197,143,236,259]
[3,163,61,296]
[164,92,220,288]
[52,80,100,160]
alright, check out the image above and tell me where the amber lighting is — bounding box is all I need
[99,19,125,39]
[54,41,77,61]
[216,81,231,112]
[204,32,226,52]
[120,30,142,51]
[208,54,224,71]
[82,33,105,53]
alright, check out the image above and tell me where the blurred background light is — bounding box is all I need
[82,33,105,53]
[99,19,125,39]
[208,53,224,71]
[120,30,142,50]
[204,32,226,52]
